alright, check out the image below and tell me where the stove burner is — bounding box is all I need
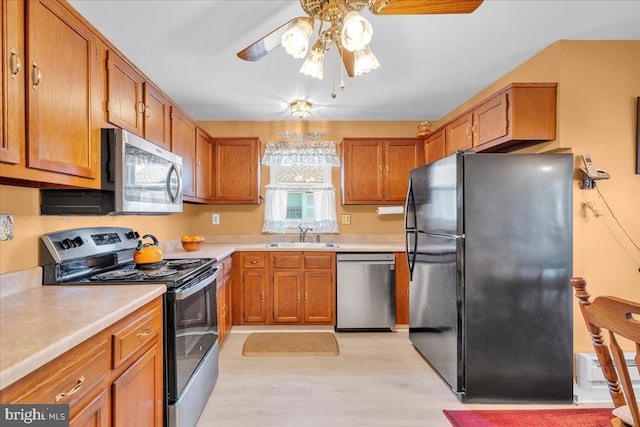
[136,261,166,270]
[166,259,203,270]
[91,269,142,281]
[144,269,179,279]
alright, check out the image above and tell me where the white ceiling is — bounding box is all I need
[68,0,640,122]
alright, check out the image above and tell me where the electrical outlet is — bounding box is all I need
[341,214,351,225]
[212,214,220,225]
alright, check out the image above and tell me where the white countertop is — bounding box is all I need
[0,284,166,390]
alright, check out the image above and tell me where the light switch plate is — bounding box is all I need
[341,214,351,225]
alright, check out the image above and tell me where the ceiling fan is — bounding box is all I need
[237,0,484,79]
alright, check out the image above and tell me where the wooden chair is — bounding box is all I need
[572,277,640,427]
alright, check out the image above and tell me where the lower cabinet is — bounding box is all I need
[216,255,233,348]
[232,251,335,325]
[0,297,164,427]
[395,252,410,325]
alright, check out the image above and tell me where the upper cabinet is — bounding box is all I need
[194,127,212,203]
[1,0,100,188]
[212,137,261,205]
[106,51,171,150]
[170,107,196,200]
[437,83,557,158]
[341,138,421,205]
[424,129,446,164]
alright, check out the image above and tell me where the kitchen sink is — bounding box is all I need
[266,242,339,248]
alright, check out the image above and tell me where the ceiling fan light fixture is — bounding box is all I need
[300,40,325,79]
[341,11,373,52]
[290,100,312,119]
[353,45,380,76]
[282,18,313,59]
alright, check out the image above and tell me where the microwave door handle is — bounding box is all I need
[166,164,180,203]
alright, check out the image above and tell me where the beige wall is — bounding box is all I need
[1,40,638,355]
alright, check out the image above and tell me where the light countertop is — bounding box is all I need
[0,284,166,390]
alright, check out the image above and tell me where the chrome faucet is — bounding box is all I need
[297,225,312,242]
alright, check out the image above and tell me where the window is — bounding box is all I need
[271,164,331,230]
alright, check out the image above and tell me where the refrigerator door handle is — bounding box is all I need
[405,230,417,281]
[404,178,416,231]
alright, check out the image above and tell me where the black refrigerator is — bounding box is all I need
[405,151,573,403]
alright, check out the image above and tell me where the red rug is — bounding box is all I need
[443,408,614,427]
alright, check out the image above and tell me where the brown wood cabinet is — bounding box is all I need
[436,83,557,157]
[271,252,335,324]
[212,137,261,204]
[170,106,196,199]
[195,127,213,202]
[143,83,171,150]
[0,297,164,427]
[233,252,269,324]
[394,252,410,325]
[216,255,233,348]
[106,50,144,136]
[1,0,101,188]
[424,129,446,164]
[341,138,421,205]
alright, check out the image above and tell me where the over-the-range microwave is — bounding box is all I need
[41,128,183,215]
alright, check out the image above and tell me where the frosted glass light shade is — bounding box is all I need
[282,19,313,59]
[354,45,380,76]
[300,41,325,79]
[341,11,373,52]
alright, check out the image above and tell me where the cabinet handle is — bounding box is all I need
[472,121,478,140]
[10,49,21,79]
[138,101,145,114]
[146,105,152,118]
[136,327,151,339]
[31,62,42,90]
[466,124,472,139]
[386,164,390,176]
[250,260,258,264]
[305,292,308,302]
[379,165,382,176]
[297,292,301,302]
[55,376,85,402]
[261,291,265,301]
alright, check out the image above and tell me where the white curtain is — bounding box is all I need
[262,186,339,233]
[262,186,289,233]
[312,187,339,233]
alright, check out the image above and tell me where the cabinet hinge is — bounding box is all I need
[106,101,110,112]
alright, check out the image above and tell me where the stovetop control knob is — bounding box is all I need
[72,236,84,247]
[125,231,139,240]
[60,238,73,250]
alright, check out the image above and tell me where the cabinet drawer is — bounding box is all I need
[304,254,334,270]
[243,254,266,268]
[2,338,109,407]
[271,253,302,269]
[112,305,162,368]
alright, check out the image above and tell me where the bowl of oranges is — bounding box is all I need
[181,235,204,252]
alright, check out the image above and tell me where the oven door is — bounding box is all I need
[166,272,218,402]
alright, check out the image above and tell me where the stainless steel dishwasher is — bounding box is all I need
[335,253,396,332]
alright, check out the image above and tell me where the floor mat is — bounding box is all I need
[241,332,339,357]
[443,407,614,427]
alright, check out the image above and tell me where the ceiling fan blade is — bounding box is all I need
[372,0,484,15]
[337,44,355,78]
[237,18,298,61]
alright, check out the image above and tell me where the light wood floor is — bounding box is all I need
[196,327,607,427]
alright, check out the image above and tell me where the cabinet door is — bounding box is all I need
[213,138,260,204]
[425,129,446,164]
[303,271,334,323]
[195,128,212,202]
[170,108,196,198]
[341,139,384,204]
[272,271,303,323]
[216,282,226,345]
[385,140,420,202]
[445,112,473,155]
[26,0,96,179]
[1,0,24,165]
[143,83,170,150]
[106,50,144,135]
[242,269,268,323]
[69,389,110,427]
[223,276,232,338]
[473,92,508,148]
[394,252,410,325]
[112,341,163,427]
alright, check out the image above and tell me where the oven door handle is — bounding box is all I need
[174,270,220,301]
